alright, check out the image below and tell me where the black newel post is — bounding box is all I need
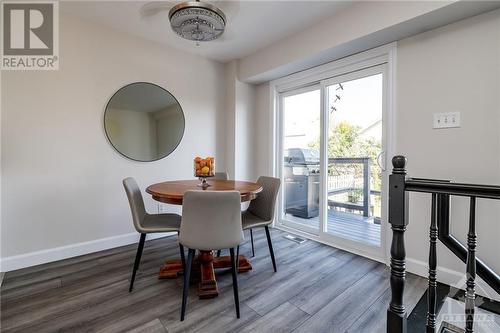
[387,155,409,333]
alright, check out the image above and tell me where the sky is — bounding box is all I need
[283,73,383,151]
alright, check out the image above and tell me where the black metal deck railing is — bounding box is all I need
[386,155,500,333]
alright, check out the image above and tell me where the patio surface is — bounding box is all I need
[284,210,381,246]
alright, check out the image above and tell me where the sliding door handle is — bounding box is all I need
[377,151,386,171]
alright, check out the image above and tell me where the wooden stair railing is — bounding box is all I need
[387,155,500,333]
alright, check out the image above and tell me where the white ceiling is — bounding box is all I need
[61,1,354,63]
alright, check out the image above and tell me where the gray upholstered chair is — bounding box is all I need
[123,177,183,292]
[179,190,244,321]
[240,176,281,272]
[214,171,228,180]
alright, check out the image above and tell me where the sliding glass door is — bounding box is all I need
[278,65,388,258]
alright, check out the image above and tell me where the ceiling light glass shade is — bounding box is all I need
[169,1,226,42]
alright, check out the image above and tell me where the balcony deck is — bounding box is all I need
[284,210,381,247]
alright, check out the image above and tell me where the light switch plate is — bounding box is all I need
[433,112,460,129]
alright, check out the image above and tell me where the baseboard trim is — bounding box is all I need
[406,257,500,302]
[0,232,176,273]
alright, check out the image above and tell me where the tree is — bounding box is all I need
[327,122,360,158]
[309,121,382,191]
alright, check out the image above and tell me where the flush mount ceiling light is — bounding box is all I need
[169,0,226,42]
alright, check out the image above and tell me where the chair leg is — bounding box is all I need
[229,248,241,318]
[265,226,277,272]
[236,245,240,270]
[250,229,255,257]
[216,250,221,257]
[181,249,195,321]
[129,233,146,292]
[179,243,186,271]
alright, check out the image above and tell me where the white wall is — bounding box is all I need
[252,9,500,298]
[254,83,271,178]
[234,79,256,181]
[224,61,257,181]
[224,61,237,179]
[1,13,227,267]
[396,9,500,298]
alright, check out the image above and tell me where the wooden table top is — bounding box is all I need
[146,179,263,205]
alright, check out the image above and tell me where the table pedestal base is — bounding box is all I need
[158,250,252,299]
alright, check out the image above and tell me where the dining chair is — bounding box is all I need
[123,177,183,292]
[179,190,244,321]
[240,176,281,272]
[214,171,228,180]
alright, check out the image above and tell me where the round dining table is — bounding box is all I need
[146,179,263,299]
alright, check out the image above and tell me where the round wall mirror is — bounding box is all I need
[104,82,185,162]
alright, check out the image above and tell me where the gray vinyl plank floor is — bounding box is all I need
[0,228,426,333]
